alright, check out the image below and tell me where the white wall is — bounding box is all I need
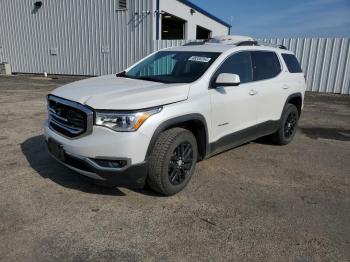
[156,0,230,40]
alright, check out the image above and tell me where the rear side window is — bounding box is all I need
[213,52,253,84]
[282,54,302,73]
[251,51,281,81]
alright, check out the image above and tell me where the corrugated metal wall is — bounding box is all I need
[1,1,349,94]
[152,39,350,94]
[0,0,153,75]
[262,38,350,94]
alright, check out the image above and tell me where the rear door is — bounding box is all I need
[249,51,286,123]
[281,53,306,98]
[209,51,257,142]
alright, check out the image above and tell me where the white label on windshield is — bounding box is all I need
[189,56,212,63]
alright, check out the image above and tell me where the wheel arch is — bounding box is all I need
[283,93,303,118]
[145,114,209,161]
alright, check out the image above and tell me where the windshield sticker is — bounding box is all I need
[188,56,212,63]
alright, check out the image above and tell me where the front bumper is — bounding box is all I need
[46,141,148,189]
[44,121,149,188]
[51,150,147,189]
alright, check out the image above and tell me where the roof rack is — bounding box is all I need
[183,36,254,47]
[182,36,289,50]
[256,40,288,50]
[207,35,255,45]
[236,40,258,46]
[183,40,207,46]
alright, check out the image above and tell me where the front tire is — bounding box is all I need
[147,128,198,196]
[270,103,299,145]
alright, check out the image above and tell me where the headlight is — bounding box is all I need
[95,107,162,132]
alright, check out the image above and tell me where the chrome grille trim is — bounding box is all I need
[50,117,84,135]
[47,95,93,139]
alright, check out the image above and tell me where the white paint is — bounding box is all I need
[46,43,306,169]
[51,74,190,110]
[215,73,241,85]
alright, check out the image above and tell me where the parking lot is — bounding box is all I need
[0,74,349,261]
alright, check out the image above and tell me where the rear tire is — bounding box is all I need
[270,103,299,145]
[147,128,198,196]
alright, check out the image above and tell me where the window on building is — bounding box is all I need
[213,52,253,84]
[196,26,211,40]
[251,51,281,81]
[161,12,186,40]
[118,0,127,9]
[282,54,302,73]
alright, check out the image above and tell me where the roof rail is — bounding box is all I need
[256,40,288,50]
[236,40,258,46]
[183,40,207,46]
[181,36,289,50]
[207,35,254,45]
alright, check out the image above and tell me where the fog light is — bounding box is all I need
[92,159,128,169]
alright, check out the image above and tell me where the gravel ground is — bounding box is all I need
[0,75,349,262]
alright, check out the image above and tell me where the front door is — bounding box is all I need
[210,51,257,142]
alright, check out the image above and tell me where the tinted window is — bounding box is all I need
[282,54,302,73]
[213,52,253,84]
[251,51,281,81]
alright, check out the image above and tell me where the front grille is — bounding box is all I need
[48,95,93,138]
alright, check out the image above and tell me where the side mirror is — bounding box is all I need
[213,73,241,88]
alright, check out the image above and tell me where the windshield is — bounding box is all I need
[122,51,221,84]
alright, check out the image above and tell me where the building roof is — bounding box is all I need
[178,0,232,29]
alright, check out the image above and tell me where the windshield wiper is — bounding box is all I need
[116,71,128,77]
[136,76,163,83]
[117,72,164,83]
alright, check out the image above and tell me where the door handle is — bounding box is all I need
[283,85,290,90]
[249,89,258,96]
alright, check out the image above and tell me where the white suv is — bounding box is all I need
[45,36,306,196]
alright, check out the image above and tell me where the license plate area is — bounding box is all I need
[47,138,66,161]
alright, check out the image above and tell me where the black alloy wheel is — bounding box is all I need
[147,128,198,196]
[168,142,194,185]
[269,103,299,145]
[284,111,298,138]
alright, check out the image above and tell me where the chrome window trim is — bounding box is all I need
[48,95,93,140]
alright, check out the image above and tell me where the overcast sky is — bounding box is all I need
[190,0,350,37]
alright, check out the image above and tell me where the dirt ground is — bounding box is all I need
[0,74,349,262]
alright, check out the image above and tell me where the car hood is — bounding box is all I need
[51,74,190,110]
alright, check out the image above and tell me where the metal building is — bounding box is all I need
[0,0,230,75]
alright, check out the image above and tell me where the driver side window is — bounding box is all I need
[214,52,253,84]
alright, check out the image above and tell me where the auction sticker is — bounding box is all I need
[188,56,212,63]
